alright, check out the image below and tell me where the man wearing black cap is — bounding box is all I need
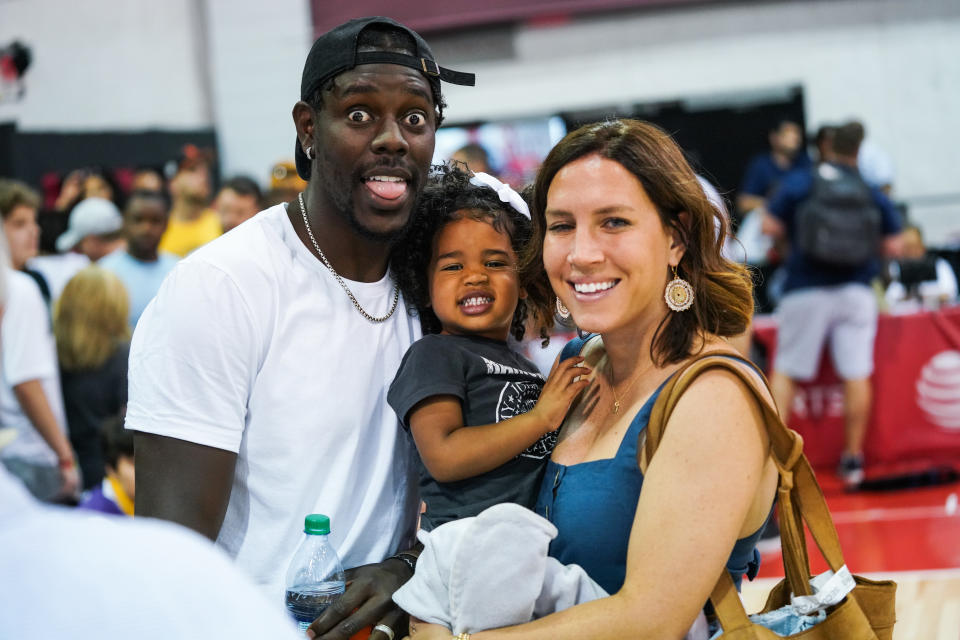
[127,17,473,639]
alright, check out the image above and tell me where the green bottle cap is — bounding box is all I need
[304,514,330,535]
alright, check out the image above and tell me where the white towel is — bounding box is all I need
[393,503,608,635]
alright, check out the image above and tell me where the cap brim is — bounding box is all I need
[295,139,311,181]
[56,229,81,253]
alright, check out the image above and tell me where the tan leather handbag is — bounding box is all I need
[644,350,897,639]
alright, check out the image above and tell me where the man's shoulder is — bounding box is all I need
[5,269,45,307]
[180,205,287,273]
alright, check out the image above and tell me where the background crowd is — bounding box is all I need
[2,109,957,509]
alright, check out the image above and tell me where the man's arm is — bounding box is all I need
[14,379,79,496]
[134,432,237,541]
[14,379,73,464]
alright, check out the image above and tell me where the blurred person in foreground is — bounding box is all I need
[128,16,475,640]
[99,190,178,329]
[158,145,221,256]
[762,121,903,487]
[0,228,303,639]
[54,266,130,491]
[215,175,263,232]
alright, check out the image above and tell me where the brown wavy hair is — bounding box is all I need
[523,119,753,365]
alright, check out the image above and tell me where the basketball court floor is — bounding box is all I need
[742,472,960,639]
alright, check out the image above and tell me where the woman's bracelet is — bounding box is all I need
[453,634,471,640]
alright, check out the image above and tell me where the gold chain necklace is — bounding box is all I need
[606,358,647,415]
[298,192,400,323]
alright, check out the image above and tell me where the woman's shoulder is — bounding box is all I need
[666,341,775,448]
[680,336,769,391]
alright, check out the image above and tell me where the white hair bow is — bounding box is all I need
[469,172,531,219]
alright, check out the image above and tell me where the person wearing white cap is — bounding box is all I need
[56,197,126,262]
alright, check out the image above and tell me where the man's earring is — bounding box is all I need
[556,297,571,320]
[304,146,314,160]
[664,265,694,312]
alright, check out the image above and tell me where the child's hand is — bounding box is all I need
[531,356,591,431]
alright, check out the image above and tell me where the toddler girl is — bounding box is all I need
[389,165,588,531]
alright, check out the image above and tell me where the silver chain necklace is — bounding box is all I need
[298,192,400,323]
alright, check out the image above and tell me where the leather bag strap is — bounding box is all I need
[643,350,852,626]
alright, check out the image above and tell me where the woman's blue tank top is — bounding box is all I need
[533,336,766,595]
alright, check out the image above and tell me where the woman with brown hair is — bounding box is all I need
[409,119,779,639]
[54,266,131,491]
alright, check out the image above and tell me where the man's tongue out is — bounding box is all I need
[365,178,407,200]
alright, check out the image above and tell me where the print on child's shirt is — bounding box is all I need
[495,380,558,460]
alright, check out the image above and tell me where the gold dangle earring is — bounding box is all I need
[556,297,571,320]
[664,265,694,312]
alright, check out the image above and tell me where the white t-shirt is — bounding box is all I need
[26,252,90,301]
[0,465,302,639]
[0,269,67,465]
[126,204,421,598]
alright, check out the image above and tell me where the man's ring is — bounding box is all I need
[373,623,395,640]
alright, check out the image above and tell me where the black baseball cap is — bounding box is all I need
[294,16,475,180]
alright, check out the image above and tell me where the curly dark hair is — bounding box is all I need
[392,163,554,343]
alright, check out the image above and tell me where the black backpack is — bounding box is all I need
[795,167,881,268]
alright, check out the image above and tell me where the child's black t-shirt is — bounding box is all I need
[387,333,556,530]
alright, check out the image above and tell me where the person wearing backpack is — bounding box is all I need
[760,121,903,488]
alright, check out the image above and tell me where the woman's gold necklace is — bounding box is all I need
[607,359,647,414]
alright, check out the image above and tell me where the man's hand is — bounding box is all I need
[58,461,80,499]
[308,558,411,640]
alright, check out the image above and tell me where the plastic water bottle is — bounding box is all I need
[284,514,346,633]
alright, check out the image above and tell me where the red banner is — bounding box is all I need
[754,307,960,471]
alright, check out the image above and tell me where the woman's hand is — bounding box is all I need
[407,616,453,640]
